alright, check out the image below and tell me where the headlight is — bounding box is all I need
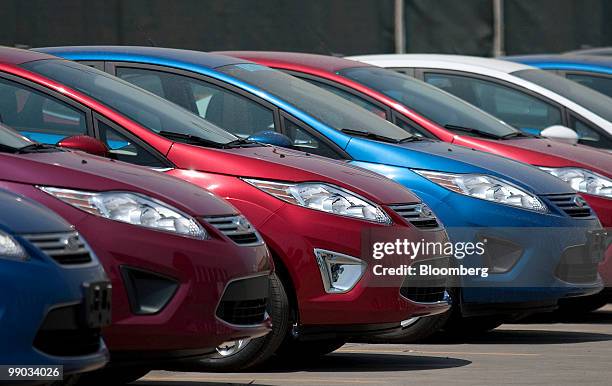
[414,170,547,212]
[314,249,366,293]
[0,230,27,261]
[39,187,207,239]
[539,167,612,198]
[243,179,391,223]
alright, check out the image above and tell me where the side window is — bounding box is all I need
[115,67,275,138]
[566,73,612,98]
[424,73,563,132]
[97,120,166,168]
[0,77,87,144]
[569,115,612,149]
[283,118,342,159]
[300,77,388,119]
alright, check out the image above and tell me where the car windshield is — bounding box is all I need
[217,63,412,141]
[513,69,612,123]
[21,59,237,145]
[339,66,519,138]
[0,123,34,151]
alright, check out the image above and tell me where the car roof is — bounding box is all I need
[35,46,248,69]
[0,46,57,65]
[215,51,371,72]
[506,54,612,73]
[348,54,532,74]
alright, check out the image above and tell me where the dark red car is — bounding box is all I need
[0,122,272,383]
[0,47,451,371]
[222,51,612,311]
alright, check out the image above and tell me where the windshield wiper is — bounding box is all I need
[158,131,225,148]
[15,143,61,154]
[221,138,261,148]
[500,131,537,139]
[444,124,502,140]
[340,128,416,144]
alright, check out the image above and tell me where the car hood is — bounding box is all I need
[484,137,612,178]
[167,143,420,205]
[0,189,73,234]
[345,138,574,195]
[0,151,237,217]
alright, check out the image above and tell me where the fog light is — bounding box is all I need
[314,249,366,293]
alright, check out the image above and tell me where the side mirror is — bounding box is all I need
[539,125,579,144]
[57,135,110,157]
[247,130,293,148]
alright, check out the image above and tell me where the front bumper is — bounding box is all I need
[582,193,612,287]
[0,236,109,375]
[6,183,273,362]
[257,202,451,330]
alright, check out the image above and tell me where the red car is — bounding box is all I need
[0,124,272,383]
[0,47,451,371]
[222,51,612,311]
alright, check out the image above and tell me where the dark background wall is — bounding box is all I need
[0,0,610,56]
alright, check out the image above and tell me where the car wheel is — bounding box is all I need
[198,273,290,371]
[276,338,346,358]
[361,311,451,343]
[74,367,150,385]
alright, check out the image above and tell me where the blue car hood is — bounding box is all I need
[0,189,72,234]
[346,138,573,195]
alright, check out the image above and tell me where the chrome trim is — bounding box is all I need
[203,215,264,246]
[314,248,367,294]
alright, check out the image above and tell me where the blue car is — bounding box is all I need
[507,54,612,98]
[37,46,606,340]
[0,188,111,381]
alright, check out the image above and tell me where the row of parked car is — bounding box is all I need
[1,45,610,385]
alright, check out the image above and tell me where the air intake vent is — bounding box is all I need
[545,194,593,218]
[204,215,263,246]
[389,204,440,229]
[22,231,92,265]
[216,274,269,326]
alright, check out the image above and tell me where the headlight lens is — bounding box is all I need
[539,167,612,198]
[414,170,547,212]
[244,179,391,223]
[314,249,366,293]
[0,230,27,261]
[39,187,207,239]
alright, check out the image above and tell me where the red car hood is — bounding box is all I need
[168,143,419,205]
[455,136,612,178]
[0,151,237,216]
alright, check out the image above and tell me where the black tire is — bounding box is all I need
[74,367,150,385]
[362,312,451,343]
[198,273,290,371]
[276,338,346,358]
[556,292,610,315]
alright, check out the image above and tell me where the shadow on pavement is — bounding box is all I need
[137,383,268,386]
[516,307,612,325]
[425,328,612,345]
[169,353,470,374]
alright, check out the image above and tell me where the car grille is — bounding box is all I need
[22,231,92,265]
[216,275,269,326]
[555,245,599,284]
[204,215,263,246]
[545,194,593,218]
[400,257,449,303]
[389,203,440,229]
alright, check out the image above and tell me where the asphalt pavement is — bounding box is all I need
[137,304,612,386]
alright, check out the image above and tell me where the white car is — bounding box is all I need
[347,54,612,150]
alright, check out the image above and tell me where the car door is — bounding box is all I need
[101,63,348,159]
[0,73,93,143]
[414,70,565,134]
